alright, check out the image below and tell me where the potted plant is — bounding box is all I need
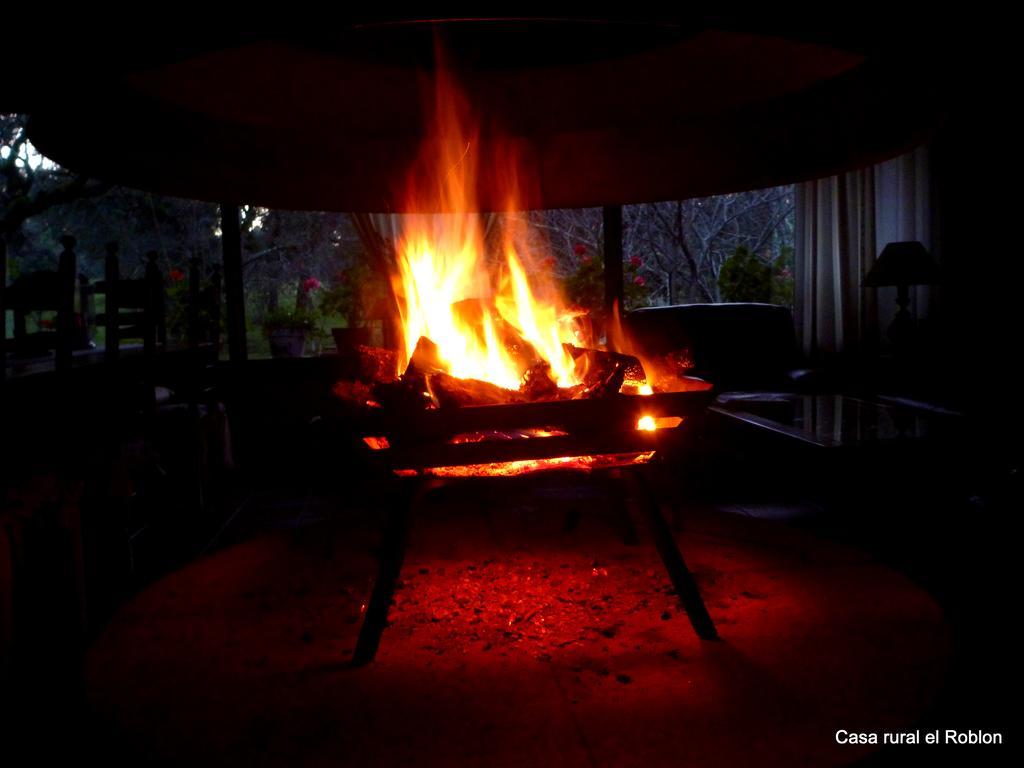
[319,265,374,352]
[262,305,318,358]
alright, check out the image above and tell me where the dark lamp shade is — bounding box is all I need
[863,241,941,287]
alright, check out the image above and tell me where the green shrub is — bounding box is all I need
[718,246,772,303]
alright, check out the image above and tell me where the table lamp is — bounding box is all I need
[864,241,940,348]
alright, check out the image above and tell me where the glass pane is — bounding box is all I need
[623,185,795,308]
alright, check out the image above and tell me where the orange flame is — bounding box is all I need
[390,64,581,390]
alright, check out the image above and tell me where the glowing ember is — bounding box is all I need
[390,67,583,391]
[636,415,685,432]
[449,428,569,444]
[363,436,391,450]
[395,451,656,478]
[619,379,655,396]
[652,416,685,429]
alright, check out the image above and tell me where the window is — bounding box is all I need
[5,111,795,362]
[622,187,795,308]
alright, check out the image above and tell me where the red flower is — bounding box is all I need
[302,277,321,292]
[168,268,186,282]
[572,243,588,257]
[629,255,643,269]
[633,275,646,287]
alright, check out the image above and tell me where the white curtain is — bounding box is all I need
[794,146,932,359]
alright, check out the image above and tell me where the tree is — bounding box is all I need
[629,187,794,305]
[1,114,109,251]
[239,209,370,329]
[4,107,795,354]
[515,186,794,313]
[718,246,772,302]
[3,113,229,289]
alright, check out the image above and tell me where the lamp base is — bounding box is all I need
[887,285,916,352]
[888,309,917,349]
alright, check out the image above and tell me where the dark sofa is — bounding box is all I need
[625,303,819,391]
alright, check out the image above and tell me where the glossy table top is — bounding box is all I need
[711,392,963,448]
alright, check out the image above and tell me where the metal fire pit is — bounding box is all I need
[351,386,719,665]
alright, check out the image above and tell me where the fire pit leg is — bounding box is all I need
[632,469,719,641]
[351,477,429,667]
[606,470,640,546]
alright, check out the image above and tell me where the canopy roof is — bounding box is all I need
[5,11,953,212]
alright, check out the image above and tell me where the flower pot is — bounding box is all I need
[268,329,307,358]
[331,326,370,353]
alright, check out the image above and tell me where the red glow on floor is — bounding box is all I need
[83,503,950,767]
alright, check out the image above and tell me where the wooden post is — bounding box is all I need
[220,204,247,363]
[603,205,624,325]
[210,265,222,352]
[104,242,120,364]
[144,251,163,358]
[56,235,77,373]
[1,237,6,387]
[188,257,201,351]
[78,274,94,346]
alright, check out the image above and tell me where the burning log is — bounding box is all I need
[333,324,672,417]
[521,361,560,402]
[556,345,643,399]
[331,379,377,408]
[449,298,541,375]
[566,345,645,387]
[426,372,522,408]
[331,346,404,411]
[635,349,701,393]
[575,360,628,399]
[353,345,399,383]
[408,331,567,405]
[370,375,435,414]
[407,336,447,376]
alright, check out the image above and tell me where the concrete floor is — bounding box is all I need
[82,481,950,766]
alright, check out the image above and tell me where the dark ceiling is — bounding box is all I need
[3,12,958,212]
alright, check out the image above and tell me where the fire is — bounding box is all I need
[390,65,581,390]
[637,415,657,432]
[394,451,657,479]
